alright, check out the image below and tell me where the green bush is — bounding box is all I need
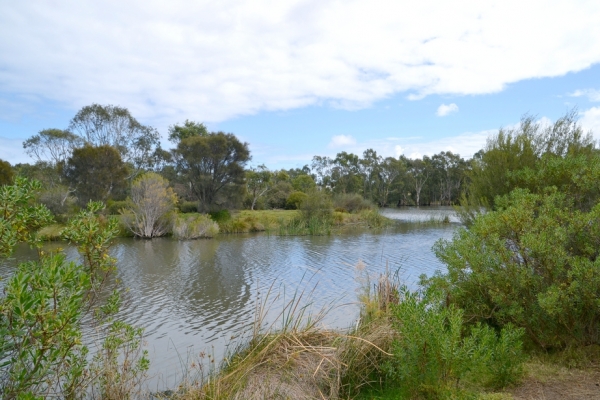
[178,201,198,213]
[298,190,333,222]
[333,193,375,213]
[209,209,232,223]
[285,191,308,210]
[106,199,130,215]
[382,289,525,398]
[173,214,219,239]
[434,187,600,349]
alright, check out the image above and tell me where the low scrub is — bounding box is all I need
[173,214,219,239]
[333,193,375,213]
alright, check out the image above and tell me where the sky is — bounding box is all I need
[1,0,600,169]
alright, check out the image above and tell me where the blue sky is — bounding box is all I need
[1,1,600,169]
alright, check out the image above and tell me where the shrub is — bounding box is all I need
[173,214,219,239]
[209,209,231,223]
[383,289,525,398]
[106,200,129,215]
[285,191,308,210]
[120,172,177,238]
[298,190,333,222]
[434,187,600,349]
[178,201,198,213]
[333,193,375,213]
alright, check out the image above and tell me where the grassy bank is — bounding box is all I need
[218,209,393,235]
[36,209,394,241]
[155,265,600,400]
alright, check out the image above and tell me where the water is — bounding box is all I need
[0,207,460,390]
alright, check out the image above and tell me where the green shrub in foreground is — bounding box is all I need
[383,289,525,398]
[434,188,600,349]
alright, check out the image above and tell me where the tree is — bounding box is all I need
[64,145,128,206]
[246,165,272,210]
[377,157,405,207]
[168,120,208,143]
[23,128,83,167]
[0,158,14,186]
[408,157,430,206]
[173,132,250,211]
[69,104,160,174]
[122,172,177,238]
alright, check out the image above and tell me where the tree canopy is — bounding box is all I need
[173,131,250,211]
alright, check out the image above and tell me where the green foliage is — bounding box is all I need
[178,201,199,213]
[333,193,375,213]
[382,289,525,398]
[69,103,161,173]
[106,200,130,215]
[434,188,600,349]
[208,209,231,223]
[173,214,219,239]
[64,145,129,207]
[0,183,148,397]
[291,174,316,193]
[285,191,308,210]
[0,158,14,186]
[298,190,333,222]
[173,131,250,212]
[0,252,90,398]
[0,177,53,257]
[22,128,83,166]
[467,111,594,209]
[168,120,208,143]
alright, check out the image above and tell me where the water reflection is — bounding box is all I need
[0,207,459,390]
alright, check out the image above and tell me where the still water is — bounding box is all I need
[1,207,459,390]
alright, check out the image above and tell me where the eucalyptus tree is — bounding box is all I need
[22,128,84,167]
[408,157,431,206]
[246,164,272,210]
[64,145,129,206]
[68,104,161,175]
[172,131,250,211]
[377,156,406,207]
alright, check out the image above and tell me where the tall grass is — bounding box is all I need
[172,214,219,239]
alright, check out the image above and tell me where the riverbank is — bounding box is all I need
[150,269,600,400]
[36,208,395,240]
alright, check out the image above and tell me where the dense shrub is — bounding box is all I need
[209,209,231,223]
[383,289,524,398]
[178,201,198,213]
[434,187,600,349]
[285,191,308,210]
[172,214,219,239]
[106,200,130,215]
[299,190,333,222]
[333,193,375,213]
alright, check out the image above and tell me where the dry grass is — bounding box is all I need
[167,268,398,400]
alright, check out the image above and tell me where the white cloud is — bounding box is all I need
[436,103,459,117]
[0,1,599,127]
[569,89,600,102]
[328,134,357,148]
[580,107,600,139]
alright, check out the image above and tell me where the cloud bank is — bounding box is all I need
[1,0,600,126]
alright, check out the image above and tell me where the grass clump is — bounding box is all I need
[172,214,219,239]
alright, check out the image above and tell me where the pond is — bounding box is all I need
[1,206,460,391]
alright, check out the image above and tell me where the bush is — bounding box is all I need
[298,190,333,222]
[178,201,198,213]
[333,193,375,213]
[106,200,129,215]
[382,289,525,398]
[434,187,600,349]
[209,209,231,223]
[285,191,308,210]
[172,214,219,239]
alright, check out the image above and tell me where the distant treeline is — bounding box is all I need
[0,104,594,216]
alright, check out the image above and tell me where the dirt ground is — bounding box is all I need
[508,367,600,400]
